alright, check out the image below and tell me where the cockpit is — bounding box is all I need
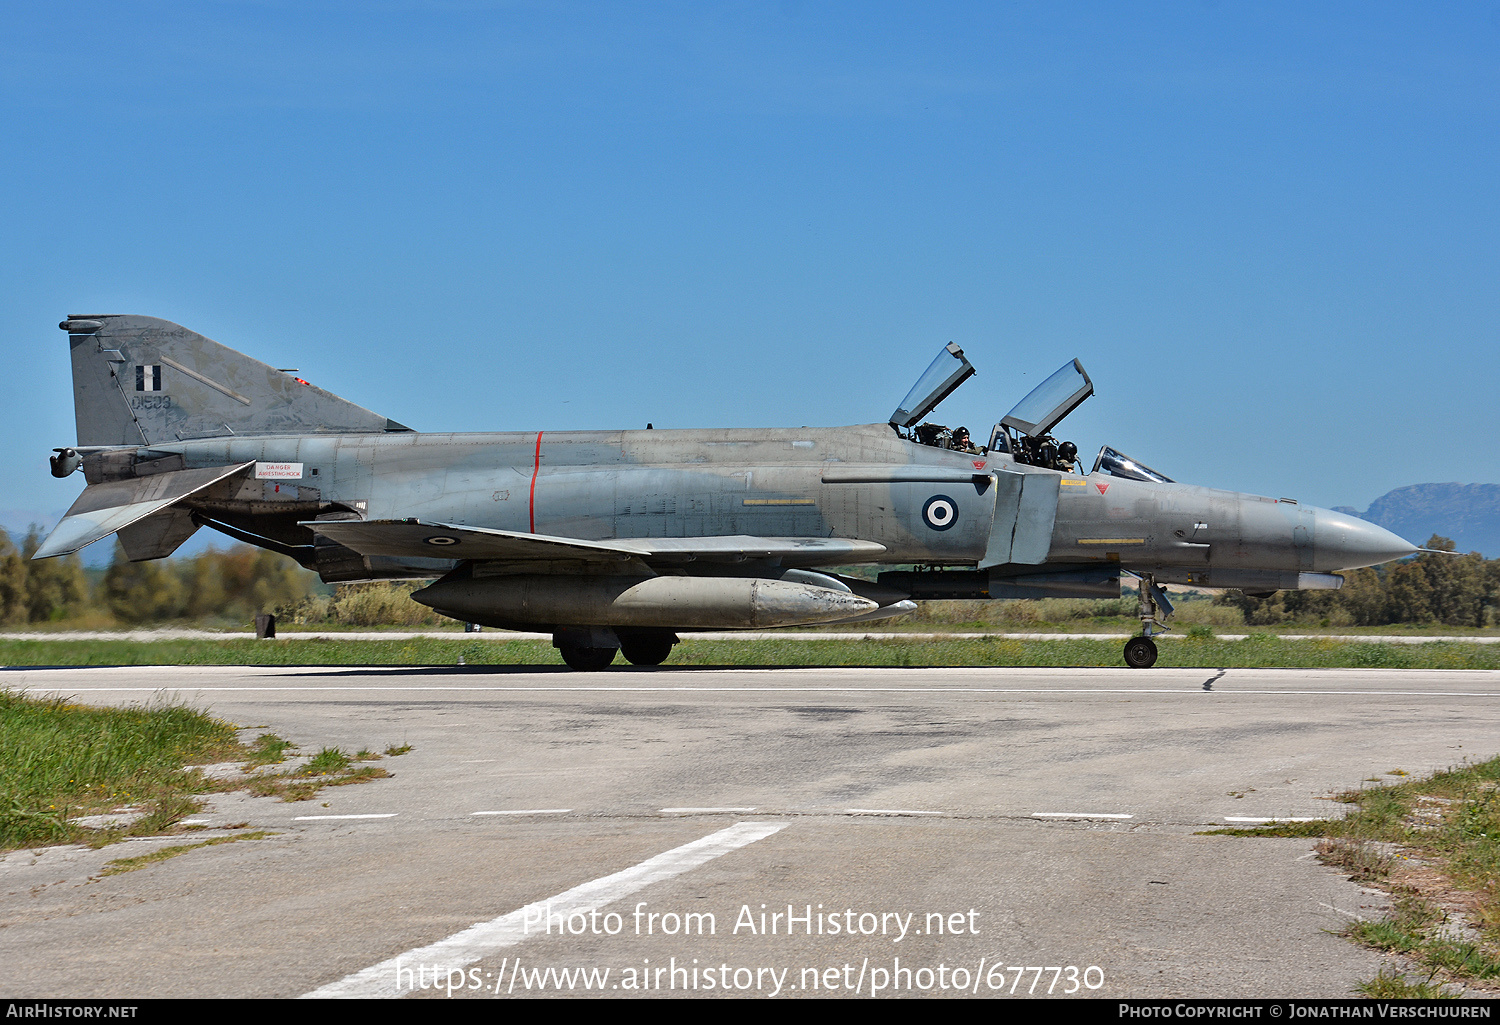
[889,345,1173,482]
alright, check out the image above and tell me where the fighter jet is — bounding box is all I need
[38,315,1417,669]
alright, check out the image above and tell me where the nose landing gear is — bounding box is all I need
[1123,635,1158,668]
[1123,574,1174,668]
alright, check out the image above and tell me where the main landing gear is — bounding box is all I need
[618,629,678,667]
[554,628,679,670]
[558,644,617,671]
[1123,574,1175,669]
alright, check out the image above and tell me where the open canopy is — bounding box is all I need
[1000,358,1093,438]
[888,342,976,429]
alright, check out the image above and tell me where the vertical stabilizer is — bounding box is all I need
[61,315,411,446]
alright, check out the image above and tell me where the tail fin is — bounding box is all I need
[61,314,412,446]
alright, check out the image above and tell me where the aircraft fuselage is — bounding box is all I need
[43,314,1420,667]
[87,422,1410,597]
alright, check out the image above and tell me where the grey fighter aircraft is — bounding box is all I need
[38,315,1418,669]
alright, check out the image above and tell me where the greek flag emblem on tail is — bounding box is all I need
[135,365,162,391]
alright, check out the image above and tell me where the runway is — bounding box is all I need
[4,664,1497,998]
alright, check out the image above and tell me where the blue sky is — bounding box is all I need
[4,1,1497,533]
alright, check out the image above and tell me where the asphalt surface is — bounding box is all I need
[4,663,1498,999]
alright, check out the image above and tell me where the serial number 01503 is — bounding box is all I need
[130,395,173,410]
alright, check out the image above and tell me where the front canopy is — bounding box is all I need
[889,342,976,429]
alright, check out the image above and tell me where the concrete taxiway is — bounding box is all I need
[3,663,1498,998]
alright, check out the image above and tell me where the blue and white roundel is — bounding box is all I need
[922,494,959,531]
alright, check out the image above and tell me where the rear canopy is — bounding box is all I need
[999,358,1093,438]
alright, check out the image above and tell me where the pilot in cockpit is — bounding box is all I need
[1057,440,1078,471]
[891,347,1094,471]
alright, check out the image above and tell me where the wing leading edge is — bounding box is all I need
[304,519,887,565]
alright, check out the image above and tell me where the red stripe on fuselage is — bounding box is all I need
[529,431,543,533]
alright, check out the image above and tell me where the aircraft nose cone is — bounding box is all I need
[1313,508,1418,571]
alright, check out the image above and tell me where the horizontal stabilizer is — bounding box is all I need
[304,519,886,565]
[34,462,254,559]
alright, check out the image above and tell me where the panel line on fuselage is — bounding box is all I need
[529,431,542,533]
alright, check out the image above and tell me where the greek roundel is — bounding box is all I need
[922,494,958,531]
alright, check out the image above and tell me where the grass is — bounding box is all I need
[242,732,295,768]
[243,743,397,802]
[302,747,352,775]
[2,635,1500,669]
[1209,755,1500,994]
[1357,968,1463,999]
[0,690,240,850]
[99,831,276,876]
[0,690,410,851]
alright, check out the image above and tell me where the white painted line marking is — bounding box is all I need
[180,819,211,825]
[1223,816,1320,823]
[303,819,788,999]
[293,814,398,821]
[470,809,571,816]
[34,684,1500,698]
[845,808,943,816]
[1032,812,1133,820]
[661,807,757,814]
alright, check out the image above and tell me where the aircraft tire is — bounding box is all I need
[559,645,618,671]
[619,632,675,667]
[1123,636,1158,669]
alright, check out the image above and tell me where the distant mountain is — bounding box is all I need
[1334,483,1500,558]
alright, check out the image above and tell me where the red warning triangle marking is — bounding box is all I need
[1096,482,1110,494]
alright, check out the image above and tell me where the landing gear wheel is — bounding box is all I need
[619,633,675,666]
[1123,636,1158,669]
[559,645,617,671]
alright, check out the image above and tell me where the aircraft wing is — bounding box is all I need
[304,519,886,565]
[34,461,255,559]
[629,535,888,561]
